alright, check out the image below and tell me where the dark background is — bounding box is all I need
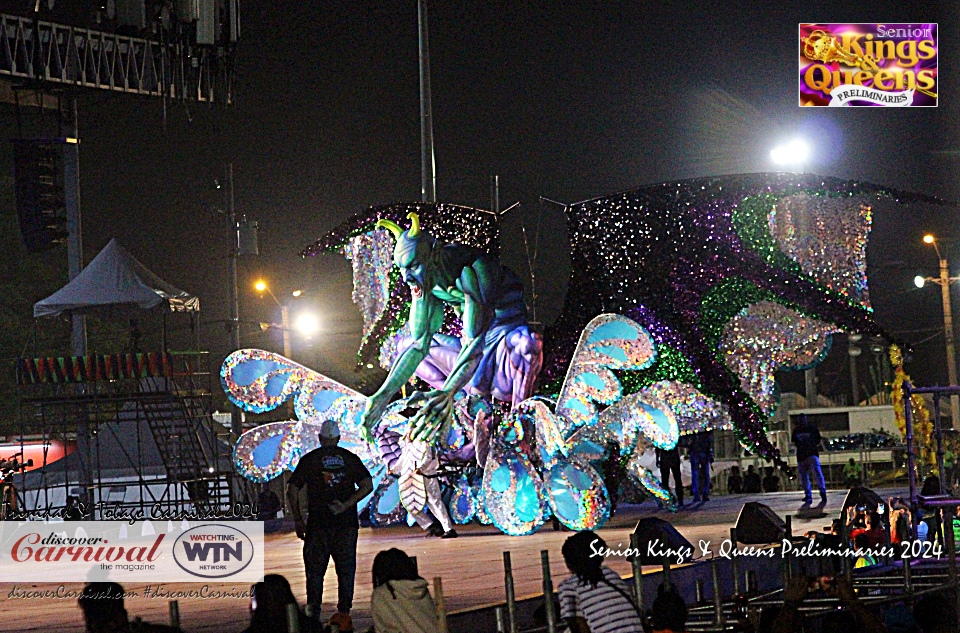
[1,2,957,412]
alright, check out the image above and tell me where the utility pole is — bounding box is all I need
[418,0,436,203]
[919,234,960,427]
[66,98,86,357]
[938,256,960,425]
[226,163,242,439]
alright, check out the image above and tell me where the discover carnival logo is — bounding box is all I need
[799,23,937,107]
[0,521,264,582]
[173,524,255,579]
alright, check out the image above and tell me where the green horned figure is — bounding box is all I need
[360,212,543,442]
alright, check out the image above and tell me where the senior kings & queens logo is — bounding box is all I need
[800,24,937,107]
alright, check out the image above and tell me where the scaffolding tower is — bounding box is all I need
[12,349,245,518]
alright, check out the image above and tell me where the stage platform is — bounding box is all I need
[0,488,893,632]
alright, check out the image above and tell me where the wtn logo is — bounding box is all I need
[173,525,256,579]
[180,542,243,563]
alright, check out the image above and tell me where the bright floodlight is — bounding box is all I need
[770,139,810,165]
[924,234,935,244]
[915,275,926,288]
[294,313,320,336]
[292,290,302,297]
[254,280,267,292]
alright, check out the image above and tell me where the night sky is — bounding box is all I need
[4,1,959,404]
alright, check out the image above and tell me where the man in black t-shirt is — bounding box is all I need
[286,420,373,632]
[792,414,827,505]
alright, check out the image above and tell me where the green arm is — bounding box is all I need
[438,261,495,395]
[361,291,444,431]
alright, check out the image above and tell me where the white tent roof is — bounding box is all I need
[34,238,199,317]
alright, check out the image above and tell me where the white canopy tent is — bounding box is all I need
[34,238,199,317]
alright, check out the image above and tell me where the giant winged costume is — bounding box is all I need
[223,173,931,536]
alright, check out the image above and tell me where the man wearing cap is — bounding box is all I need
[286,419,373,632]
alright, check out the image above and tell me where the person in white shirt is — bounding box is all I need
[370,548,441,633]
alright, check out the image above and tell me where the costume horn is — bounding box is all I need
[407,212,420,237]
[375,218,403,238]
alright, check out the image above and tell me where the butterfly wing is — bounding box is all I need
[233,421,302,483]
[555,314,657,438]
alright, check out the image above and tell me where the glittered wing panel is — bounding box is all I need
[555,314,657,435]
[640,381,733,435]
[596,392,680,453]
[626,458,678,511]
[544,458,610,531]
[768,193,872,308]
[221,349,361,415]
[718,301,840,415]
[481,441,547,536]
[233,421,301,483]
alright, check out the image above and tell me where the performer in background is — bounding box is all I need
[792,414,827,505]
[656,445,683,507]
[286,420,373,633]
[688,430,713,503]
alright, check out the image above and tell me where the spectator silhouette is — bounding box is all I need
[370,548,441,633]
[649,584,688,633]
[913,594,957,633]
[243,574,315,633]
[743,465,762,494]
[762,467,781,492]
[78,583,182,633]
[771,577,886,633]
[727,466,743,494]
[850,512,886,548]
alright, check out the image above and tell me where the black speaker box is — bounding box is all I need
[632,517,694,564]
[735,502,786,544]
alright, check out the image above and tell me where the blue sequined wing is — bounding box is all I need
[222,349,363,416]
[555,314,657,437]
[233,421,301,483]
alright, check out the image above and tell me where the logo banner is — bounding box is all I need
[829,86,915,107]
[0,521,264,582]
[800,23,937,107]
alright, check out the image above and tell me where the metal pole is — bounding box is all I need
[66,98,85,357]
[711,558,725,627]
[418,0,436,203]
[934,394,945,493]
[286,602,301,633]
[940,258,960,426]
[730,528,740,595]
[281,304,292,359]
[540,550,558,633]
[805,368,817,407]
[784,515,793,580]
[168,601,180,628]
[849,347,859,406]
[227,163,242,441]
[495,607,506,633]
[904,381,919,536]
[434,577,449,633]
[630,533,644,610]
[503,551,518,633]
[491,174,500,214]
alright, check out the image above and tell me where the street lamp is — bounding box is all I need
[254,279,292,359]
[916,234,960,426]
